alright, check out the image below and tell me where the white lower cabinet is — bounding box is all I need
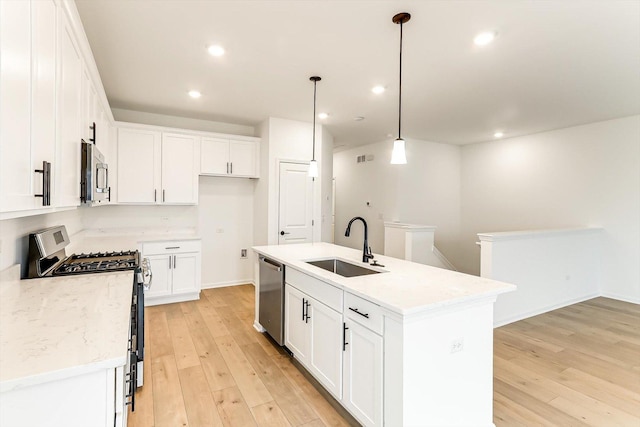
[143,240,201,306]
[284,283,343,399]
[309,298,343,398]
[283,271,384,426]
[343,319,384,427]
[0,365,127,427]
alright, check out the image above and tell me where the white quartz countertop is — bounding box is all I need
[0,266,134,392]
[252,243,516,316]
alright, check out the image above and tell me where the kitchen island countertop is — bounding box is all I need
[253,242,515,316]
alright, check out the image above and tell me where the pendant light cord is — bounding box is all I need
[312,79,317,161]
[311,80,318,160]
[398,20,403,140]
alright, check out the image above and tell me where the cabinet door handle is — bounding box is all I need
[226,162,229,174]
[343,323,349,351]
[165,246,180,250]
[169,255,172,269]
[304,300,311,323]
[348,307,370,319]
[173,255,176,269]
[301,298,306,321]
[154,189,157,202]
[34,161,51,206]
[89,122,96,143]
[230,162,233,174]
[162,189,165,202]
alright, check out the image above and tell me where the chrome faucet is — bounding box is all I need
[345,216,374,263]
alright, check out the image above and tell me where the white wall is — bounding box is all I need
[256,117,329,246]
[0,209,83,277]
[480,229,603,326]
[333,138,462,263]
[460,115,640,302]
[82,204,197,230]
[320,126,334,242]
[197,177,254,287]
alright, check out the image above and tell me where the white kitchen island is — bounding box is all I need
[253,242,516,427]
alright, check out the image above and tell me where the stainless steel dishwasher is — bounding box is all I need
[258,256,285,345]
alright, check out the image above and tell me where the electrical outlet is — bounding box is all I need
[240,249,247,258]
[450,338,464,353]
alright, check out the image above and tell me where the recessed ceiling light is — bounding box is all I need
[188,90,202,98]
[494,131,504,138]
[318,112,329,119]
[354,116,365,121]
[372,85,385,94]
[207,45,225,57]
[474,31,497,46]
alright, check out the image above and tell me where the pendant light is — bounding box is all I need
[390,12,410,165]
[308,76,321,177]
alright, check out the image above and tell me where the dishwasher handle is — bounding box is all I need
[259,256,282,272]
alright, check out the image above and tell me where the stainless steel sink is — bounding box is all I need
[306,258,382,277]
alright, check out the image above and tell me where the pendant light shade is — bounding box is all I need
[391,138,407,164]
[309,76,321,177]
[390,12,410,165]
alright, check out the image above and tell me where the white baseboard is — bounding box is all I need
[145,291,200,307]
[253,320,266,333]
[493,292,599,328]
[201,279,255,289]
[599,291,640,304]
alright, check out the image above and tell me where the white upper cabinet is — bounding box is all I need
[117,128,198,205]
[56,8,82,209]
[161,133,199,204]
[0,0,57,214]
[117,128,161,204]
[201,137,259,178]
[0,0,113,217]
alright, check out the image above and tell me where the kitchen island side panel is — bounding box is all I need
[386,300,495,427]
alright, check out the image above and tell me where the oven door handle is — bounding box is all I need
[141,258,152,290]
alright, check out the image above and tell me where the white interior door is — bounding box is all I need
[278,162,313,244]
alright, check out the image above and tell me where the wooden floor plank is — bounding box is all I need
[215,334,274,408]
[166,309,201,370]
[151,355,189,427]
[214,386,258,427]
[243,342,318,426]
[196,296,231,338]
[271,355,352,427]
[178,365,224,427]
[494,378,590,426]
[147,308,173,358]
[216,305,259,346]
[251,401,293,427]
[181,302,236,391]
[202,287,230,308]
[493,298,640,426]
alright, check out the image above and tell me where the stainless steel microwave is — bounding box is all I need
[80,140,109,204]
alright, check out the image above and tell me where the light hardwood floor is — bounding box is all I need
[129,287,640,427]
[128,285,354,427]
[493,297,640,426]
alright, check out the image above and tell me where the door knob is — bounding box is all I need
[280,231,290,235]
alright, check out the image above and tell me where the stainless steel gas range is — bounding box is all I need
[26,225,150,407]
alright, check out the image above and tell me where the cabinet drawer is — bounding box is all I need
[142,239,201,255]
[344,292,384,335]
[286,268,342,313]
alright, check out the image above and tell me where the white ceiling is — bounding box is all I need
[76,0,640,148]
